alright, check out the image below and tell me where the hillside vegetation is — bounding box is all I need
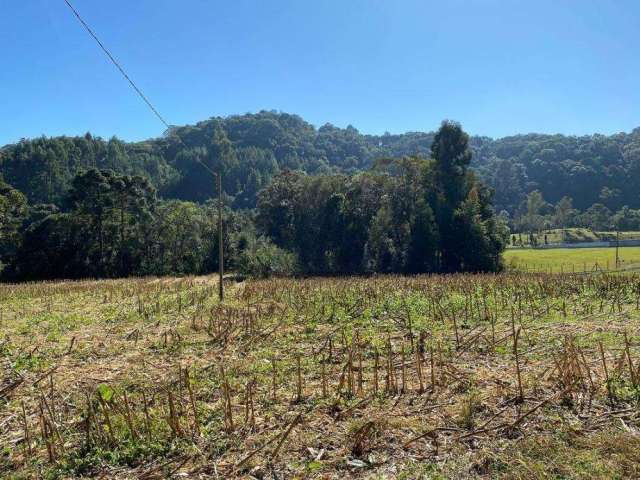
[0,121,506,281]
[2,111,640,215]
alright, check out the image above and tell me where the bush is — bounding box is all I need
[237,237,298,278]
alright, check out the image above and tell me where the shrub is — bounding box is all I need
[237,237,298,278]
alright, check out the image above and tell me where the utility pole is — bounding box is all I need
[216,173,224,301]
[615,230,620,270]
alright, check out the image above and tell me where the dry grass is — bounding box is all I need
[1,273,640,479]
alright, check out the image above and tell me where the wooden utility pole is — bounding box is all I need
[216,173,224,301]
[615,230,620,269]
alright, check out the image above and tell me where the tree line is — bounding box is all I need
[256,123,506,274]
[0,121,507,280]
[513,190,640,235]
[2,111,640,222]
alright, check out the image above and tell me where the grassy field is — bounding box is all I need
[504,245,640,273]
[2,273,640,478]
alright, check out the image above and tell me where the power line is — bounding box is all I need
[63,0,225,299]
[63,0,219,177]
[63,0,171,130]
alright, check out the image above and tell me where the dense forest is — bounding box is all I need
[2,111,640,216]
[1,110,640,280]
[0,120,506,280]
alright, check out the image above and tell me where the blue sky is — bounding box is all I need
[1,0,638,145]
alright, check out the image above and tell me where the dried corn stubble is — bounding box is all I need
[1,273,640,478]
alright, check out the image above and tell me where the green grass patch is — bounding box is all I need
[504,246,640,272]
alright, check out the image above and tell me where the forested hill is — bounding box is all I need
[2,110,640,214]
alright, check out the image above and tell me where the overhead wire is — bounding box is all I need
[62,0,218,178]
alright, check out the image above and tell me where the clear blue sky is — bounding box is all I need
[1,0,638,146]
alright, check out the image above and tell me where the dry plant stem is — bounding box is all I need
[271,357,277,402]
[510,305,524,403]
[83,392,92,446]
[403,426,451,448]
[48,375,56,423]
[98,395,116,445]
[623,331,637,387]
[142,391,152,442]
[269,412,303,462]
[123,391,138,440]
[66,335,76,354]
[401,343,406,393]
[39,400,54,463]
[296,354,303,402]
[21,400,31,459]
[416,346,424,393]
[430,341,436,390]
[357,345,363,396]
[347,349,353,397]
[373,349,379,395]
[437,341,444,385]
[578,347,595,391]
[452,315,460,349]
[235,412,302,471]
[186,368,201,436]
[598,340,612,402]
[511,384,574,429]
[321,359,327,398]
[40,394,65,452]
[167,390,182,437]
[248,381,255,427]
[220,365,234,432]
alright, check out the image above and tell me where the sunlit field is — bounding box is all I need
[504,246,640,273]
[2,273,640,479]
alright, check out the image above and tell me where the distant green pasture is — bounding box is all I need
[504,246,640,273]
